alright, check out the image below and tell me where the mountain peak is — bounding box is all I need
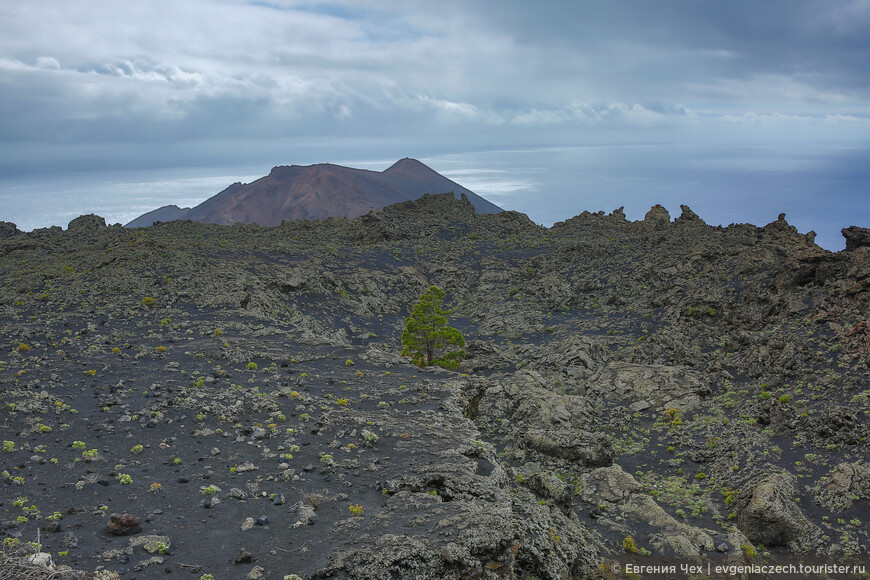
[127,158,503,228]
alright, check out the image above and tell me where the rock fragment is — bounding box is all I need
[107,513,143,536]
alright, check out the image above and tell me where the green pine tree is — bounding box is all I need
[401,286,465,369]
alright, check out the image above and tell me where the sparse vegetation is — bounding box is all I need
[0,190,864,579]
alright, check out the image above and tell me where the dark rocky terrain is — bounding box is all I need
[125,159,502,228]
[0,194,868,579]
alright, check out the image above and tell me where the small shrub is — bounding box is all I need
[2,441,14,453]
[348,504,364,516]
[84,369,96,376]
[246,362,258,371]
[17,343,31,352]
[362,430,379,445]
[130,445,144,454]
[142,296,156,308]
[117,473,132,485]
[345,359,354,366]
[622,535,638,554]
[663,408,683,428]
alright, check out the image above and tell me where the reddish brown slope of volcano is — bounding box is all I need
[126,158,503,228]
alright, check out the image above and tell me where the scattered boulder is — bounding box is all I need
[580,464,643,504]
[360,346,406,365]
[107,513,143,536]
[61,532,79,548]
[643,204,671,228]
[291,504,317,529]
[129,535,171,554]
[736,471,821,550]
[523,428,613,467]
[27,552,54,569]
[67,214,107,233]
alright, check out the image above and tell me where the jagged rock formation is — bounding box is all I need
[0,194,868,579]
[843,226,870,252]
[0,221,21,238]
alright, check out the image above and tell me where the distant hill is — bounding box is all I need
[125,158,503,228]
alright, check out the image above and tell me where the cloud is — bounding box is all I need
[0,0,868,170]
[509,102,694,129]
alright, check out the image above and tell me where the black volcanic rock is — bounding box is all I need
[67,214,107,232]
[0,221,20,238]
[843,226,870,251]
[125,158,502,228]
[2,196,868,578]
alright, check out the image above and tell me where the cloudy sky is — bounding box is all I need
[1,0,868,249]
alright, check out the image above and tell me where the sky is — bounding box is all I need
[1,0,868,250]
